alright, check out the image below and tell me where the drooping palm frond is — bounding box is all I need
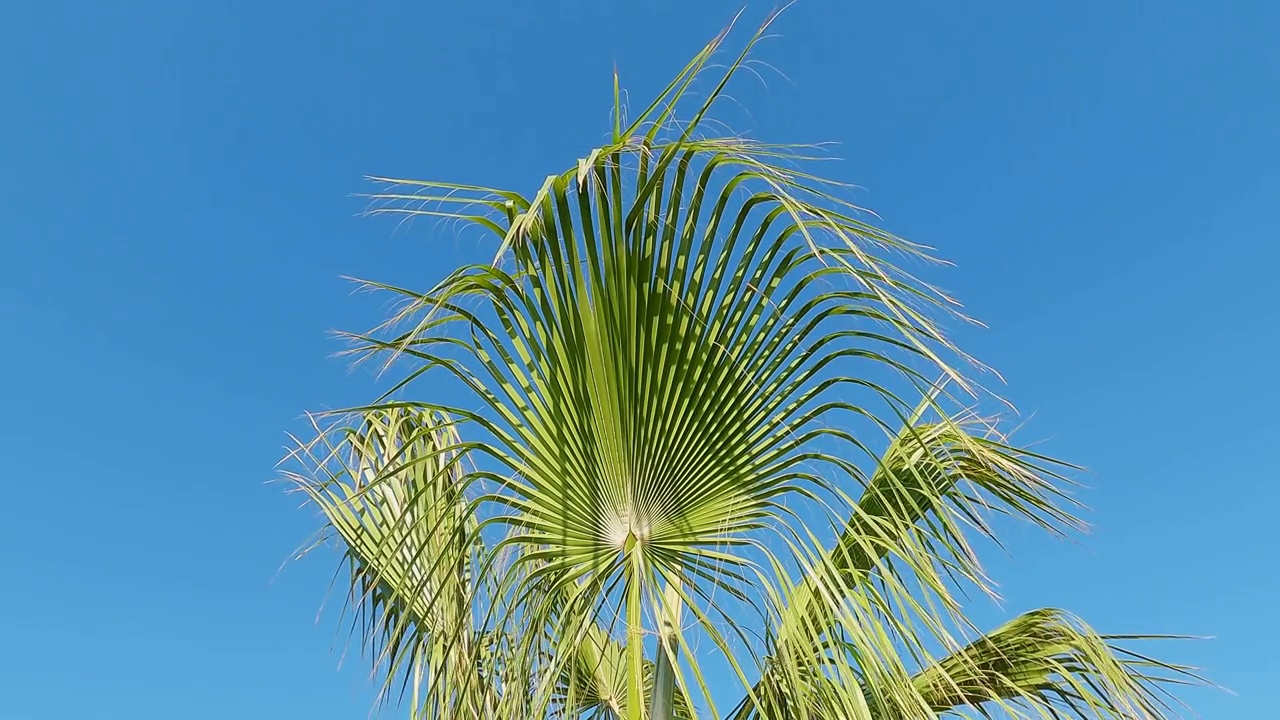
[287,406,699,720]
[734,402,1202,720]
[284,12,1201,720]
[911,609,1201,719]
[283,407,494,718]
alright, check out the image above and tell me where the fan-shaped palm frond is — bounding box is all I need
[284,13,1201,720]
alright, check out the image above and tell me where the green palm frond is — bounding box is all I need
[559,617,695,720]
[737,403,1197,720]
[911,609,1201,719]
[337,14,980,717]
[734,407,1061,716]
[283,13,1202,720]
[284,407,494,717]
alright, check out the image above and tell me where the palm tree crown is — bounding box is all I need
[285,15,1199,720]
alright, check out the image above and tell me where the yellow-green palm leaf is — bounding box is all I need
[285,14,1201,720]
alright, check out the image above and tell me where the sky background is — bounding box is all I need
[2,1,1276,717]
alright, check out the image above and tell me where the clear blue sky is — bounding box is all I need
[1,1,1275,717]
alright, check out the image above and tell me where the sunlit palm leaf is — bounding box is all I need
[911,609,1201,719]
[740,403,1201,720]
[733,406,1070,717]
[284,408,494,718]
[558,619,695,720]
[341,13,978,717]
[284,12,1201,720]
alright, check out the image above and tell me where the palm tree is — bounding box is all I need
[285,15,1199,720]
